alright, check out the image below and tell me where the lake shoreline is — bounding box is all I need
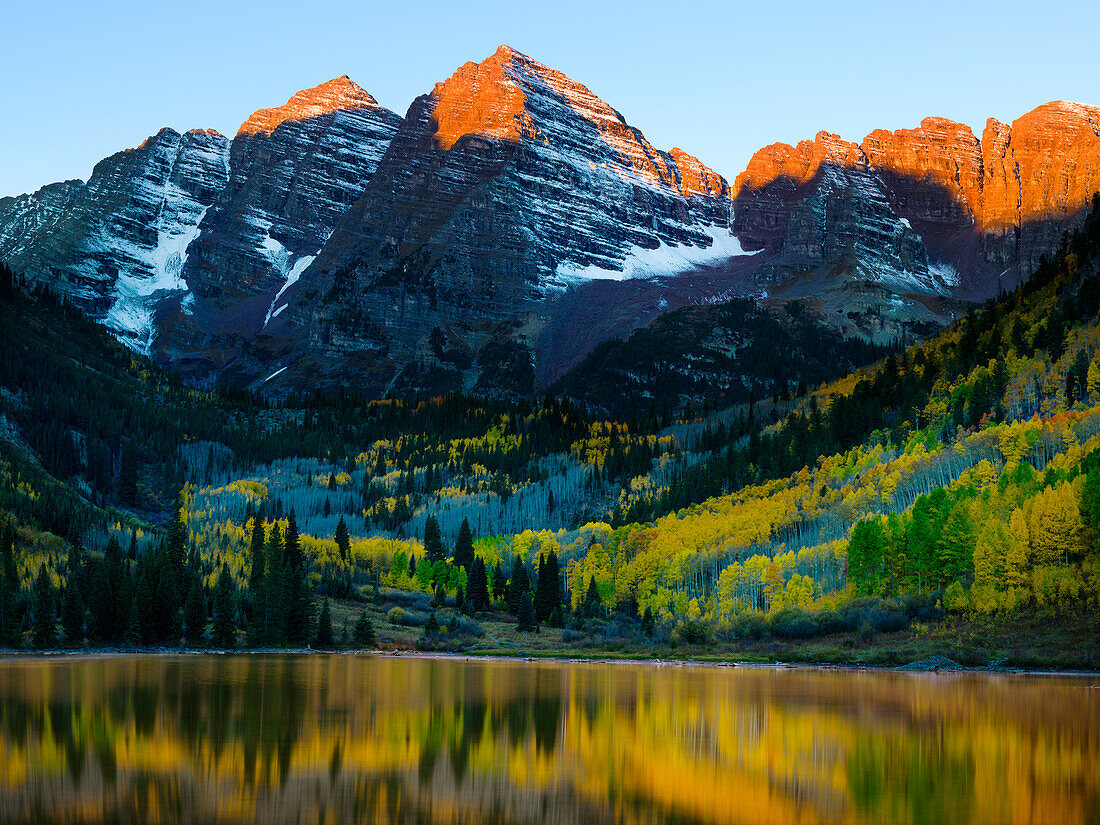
[1,646,1096,678]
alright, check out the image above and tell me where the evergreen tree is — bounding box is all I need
[424,515,445,563]
[453,518,475,570]
[31,566,56,648]
[466,558,490,613]
[516,592,538,633]
[212,565,236,648]
[583,576,603,619]
[123,597,142,647]
[408,553,417,578]
[118,442,138,506]
[335,517,351,562]
[424,611,440,635]
[0,522,19,646]
[282,512,313,646]
[183,570,206,645]
[248,516,266,594]
[315,598,334,649]
[641,605,655,636]
[352,610,377,647]
[535,551,561,623]
[492,564,508,604]
[60,577,85,646]
[506,559,530,614]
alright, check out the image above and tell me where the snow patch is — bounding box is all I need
[929,262,961,288]
[553,225,758,285]
[262,366,288,384]
[264,254,315,327]
[104,197,209,353]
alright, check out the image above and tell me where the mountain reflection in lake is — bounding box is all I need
[0,655,1096,824]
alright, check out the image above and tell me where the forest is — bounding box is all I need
[1,196,1099,664]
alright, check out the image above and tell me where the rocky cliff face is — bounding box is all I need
[0,78,401,366]
[275,45,739,395]
[2,48,1098,399]
[0,129,230,351]
[733,101,1100,340]
[156,77,403,378]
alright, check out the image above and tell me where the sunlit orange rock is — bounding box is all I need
[237,75,386,136]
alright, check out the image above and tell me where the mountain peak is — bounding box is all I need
[238,76,383,136]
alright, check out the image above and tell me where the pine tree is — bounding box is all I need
[506,559,530,614]
[583,576,602,619]
[31,566,56,648]
[535,551,561,623]
[118,443,138,506]
[335,517,351,562]
[492,564,508,604]
[282,512,313,646]
[0,523,18,646]
[424,515,445,563]
[249,522,281,647]
[453,518,475,570]
[212,565,236,648]
[641,605,655,636]
[183,571,206,645]
[315,598,334,649]
[352,610,377,647]
[516,592,538,632]
[60,578,85,646]
[466,558,490,613]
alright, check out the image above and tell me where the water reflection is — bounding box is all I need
[0,655,1096,824]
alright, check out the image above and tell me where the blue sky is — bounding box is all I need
[2,0,1098,196]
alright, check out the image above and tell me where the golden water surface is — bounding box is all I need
[0,655,1096,824]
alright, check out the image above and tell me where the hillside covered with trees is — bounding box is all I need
[1,197,1099,666]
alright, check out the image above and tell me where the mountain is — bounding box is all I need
[268,45,740,396]
[156,77,404,380]
[2,49,1099,403]
[0,128,230,352]
[732,101,1100,341]
[0,77,402,366]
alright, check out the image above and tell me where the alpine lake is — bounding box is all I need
[0,654,1096,824]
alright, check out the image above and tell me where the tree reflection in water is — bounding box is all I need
[0,655,1096,824]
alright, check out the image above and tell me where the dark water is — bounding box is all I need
[0,655,1096,824]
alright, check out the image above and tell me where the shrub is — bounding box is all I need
[728,612,770,640]
[770,607,818,639]
[676,619,710,645]
[387,607,429,627]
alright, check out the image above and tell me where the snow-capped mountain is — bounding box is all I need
[156,77,404,378]
[271,45,740,395]
[0,77,402,365]
[0,128,230,352]
[2,47,1099,400]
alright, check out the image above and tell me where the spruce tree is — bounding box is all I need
[315,598,334,649]
[0,523,18,646]
[335,517,351,562]
[424,515,445,563]
[466,558,489,613]
[183,571,206,645]
[353,610,377,647]
[453,518,475,570]
[492,564,508,605]
[212,565,236,648]
[282,513,313,646]
[31,566,56,648]
[535,552,561,623]
[506,559,530,614]
[60,578,85,646]
[516,592,538,633]
[583,576,602,619]
[641,605,655,636]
